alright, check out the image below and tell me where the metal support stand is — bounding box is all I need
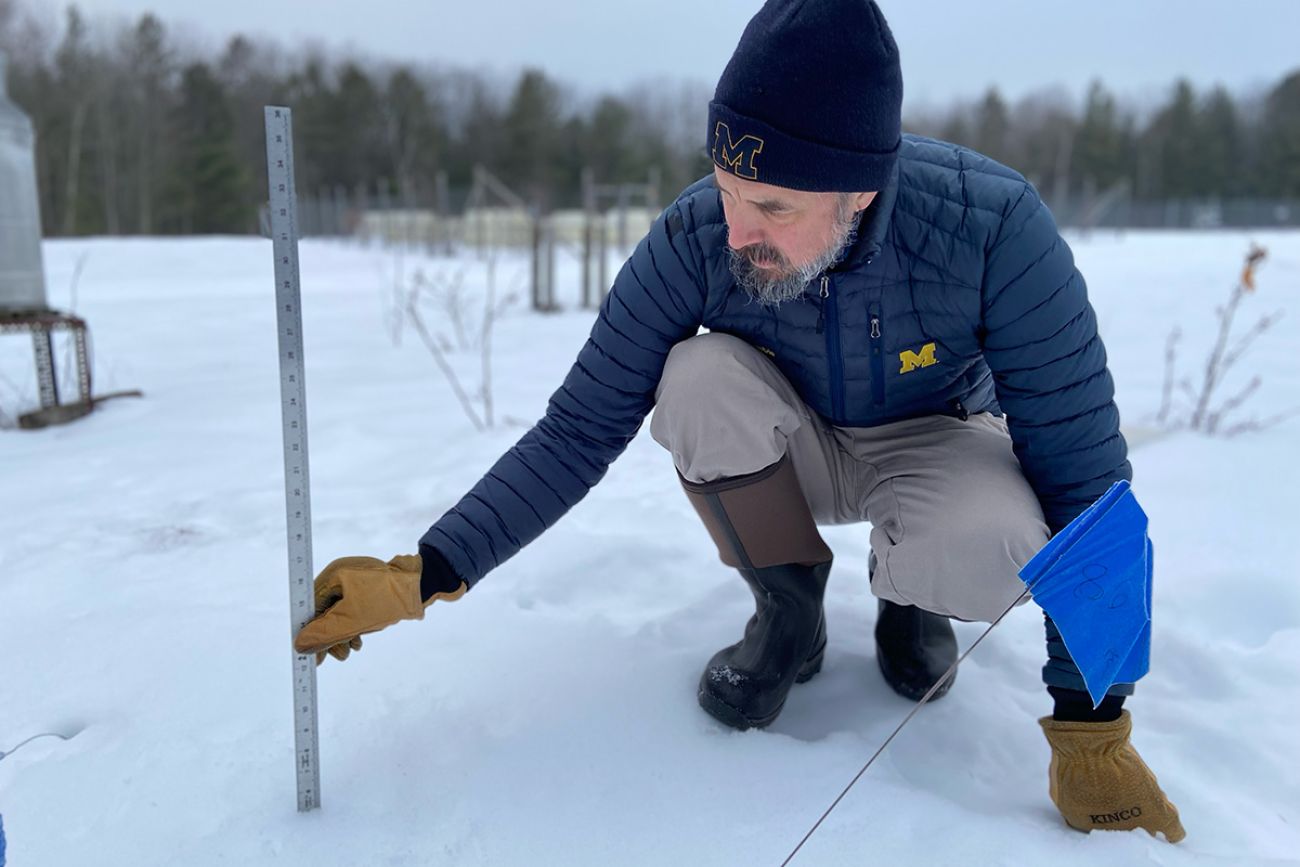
[32,329,57,407]
[2,310,92,419]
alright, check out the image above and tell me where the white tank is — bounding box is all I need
[0,49,48,313]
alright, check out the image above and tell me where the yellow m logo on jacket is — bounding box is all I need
[899,343,938,374]
[712,122,764,180]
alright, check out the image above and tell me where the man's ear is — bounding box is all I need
[850,190,878,212]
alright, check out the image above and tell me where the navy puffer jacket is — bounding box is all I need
[422,135,1131,587]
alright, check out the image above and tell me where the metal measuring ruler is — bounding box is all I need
[264,105,321,812]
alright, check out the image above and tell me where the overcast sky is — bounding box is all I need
[54,0,1300,107]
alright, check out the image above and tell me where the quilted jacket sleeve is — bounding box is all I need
[419,204,707,587]
[980,185,1132,534]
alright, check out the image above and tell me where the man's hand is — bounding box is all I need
[1039,711,1186,843]
[292,554,466,665]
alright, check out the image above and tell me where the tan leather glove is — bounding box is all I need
[1039,711,1186,843]
[292,554,466,665]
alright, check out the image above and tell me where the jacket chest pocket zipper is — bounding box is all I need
[816,279,828,334]
[869,313,885,406]
[821,275,845,419]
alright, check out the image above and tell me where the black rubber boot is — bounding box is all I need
[874,598,958,702]
[698,558,832,730]
[869,552,958,701]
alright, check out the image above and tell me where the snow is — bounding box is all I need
[2,229,1298,865]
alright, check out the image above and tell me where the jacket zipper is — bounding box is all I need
[821,275,845,420]
[869,312,885,406]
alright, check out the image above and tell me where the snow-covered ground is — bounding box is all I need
[2,230,1297,866]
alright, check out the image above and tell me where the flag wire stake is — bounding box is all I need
[780,585,1034,866]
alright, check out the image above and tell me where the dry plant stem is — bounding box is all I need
[432,269,471,350]
[1191,283,1246,429]
[392,250,405,347]
[405,257,518,432]
[1223,407,1300,437]
[481,257,496,428]
[0,366,26,392]
[68,252,88,310]
[1160,245,1281,435]
[406,297,485,432]
[1219,311,1284,375]
[1205,376,1261,435]
[1157,327,1180,425]
[450,273,470,350]
[0,367,31,410]
[1192,284,1281,433]
[1178,378,1198,410]
[60,252,91,382]
[374,257,399,346]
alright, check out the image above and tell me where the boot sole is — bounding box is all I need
[698,639,827,731]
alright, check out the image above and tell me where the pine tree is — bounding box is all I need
[217,34,288,203]
[1006,91,1076,198]
[283,57,335,194]
[285,58,385,196]
[500,68,563,207]
[51,5,94,235]
[126,13,173,233]
[973,87,1011,164]
[1257,71,1300,197]
[1074,81,1131,193]
[1197,86,1244,197]
[167,62,251,233]
[382,67,441,201]
[583,96,639,183]
[1148,80,1201,199]
[333,62,384,190]
[444,75,505,195]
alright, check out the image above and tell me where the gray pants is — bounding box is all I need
[650,332,1050,623]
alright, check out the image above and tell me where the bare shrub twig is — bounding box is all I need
[1157,244,1293,437]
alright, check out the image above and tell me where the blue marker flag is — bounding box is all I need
[1018,480,1152,707]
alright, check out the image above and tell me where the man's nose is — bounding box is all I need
[726,211,764,250]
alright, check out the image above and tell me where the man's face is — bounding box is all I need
[714,167,877,307]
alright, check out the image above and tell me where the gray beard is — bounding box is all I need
[726,206,861,309]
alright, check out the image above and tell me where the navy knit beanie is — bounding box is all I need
[708,0,902,192]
